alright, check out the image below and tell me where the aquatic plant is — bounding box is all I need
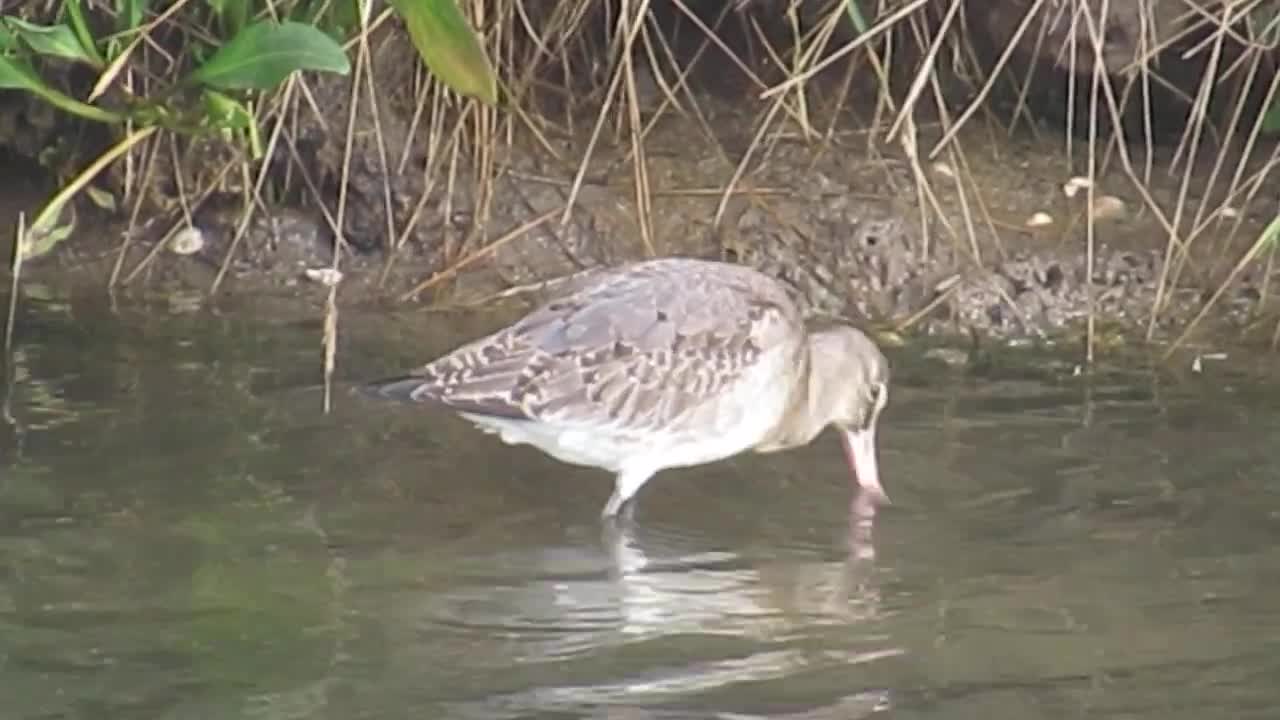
[1,0,495,260]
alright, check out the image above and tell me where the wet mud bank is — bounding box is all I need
[2,0,1278,357]
[6,107,1277,357]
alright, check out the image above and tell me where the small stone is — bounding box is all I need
[930,162,955,179]
[1063,176,1092,198]
[1026,212,1053,227]
[168,227,205,255]
[1091,195,1127,222]
[304,267,343,286]
[1220,206,1239,219]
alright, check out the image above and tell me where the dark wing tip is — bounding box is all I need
[359,373,533,421]
[359,374,438,404]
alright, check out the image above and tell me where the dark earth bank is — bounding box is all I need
[1,0,1277,354]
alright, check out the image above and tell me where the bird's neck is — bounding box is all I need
[755,343,837,452]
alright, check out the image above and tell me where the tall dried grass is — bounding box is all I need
[84,0,1278,359]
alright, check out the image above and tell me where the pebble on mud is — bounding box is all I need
[304,267,343,287]
[1026,212,1053,227]
[168,227,206,255]
[930,162,955,179]
[1091,195,1127,222]
[1063,176,1092,198]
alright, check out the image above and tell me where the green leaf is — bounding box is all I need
[202,88,264,161]
[843,0,869,35]
[119,0,151,33]
[1264,98,1280,134]
[64,0,107,67]
[0,54,44,91]
[86,184,116,211]
[206,0,250,37]
[1261,215,1280,251]
[21,197,76,261]
[202,88,254,130]
[0,22,15,52]
[310,0,361,37]
[186,20,350,90]
[388,0,498,105]
[0,54,126,123]
[4,18,98,65]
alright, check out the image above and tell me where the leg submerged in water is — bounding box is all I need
[601,467,656,518]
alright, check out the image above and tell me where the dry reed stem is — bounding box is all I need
[1164,215,1280,359]
[2,213,24,432]
[355,31,400,279]
[120,156,238,285]
[320,4,392,414]
[210,80,296,294]
[1160,21,1230,300]
[1079,0,1115,366]
[929,0,1048,158]
[559,0,651,229]
[896,111,1038,336]
[1203,55,1280,274]
[4,213,24,361]
[893,279,960,333]
[621,2,657,258]
[109,135,163,287]
[398,206,562,301]
[886,0,962,143]
[760,0,929,101]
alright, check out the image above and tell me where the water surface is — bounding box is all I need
[2,292,1278,719]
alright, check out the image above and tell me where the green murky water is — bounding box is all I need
[2,291,1279,720]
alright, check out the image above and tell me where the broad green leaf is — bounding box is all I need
[0,23,14,52]
[65,0,107,67]
[0,54,125,123]
[22,125,157,261]
[186,20,350,90]
[389,0,498,105]
[4,18,97,65]
[0,54,43,91]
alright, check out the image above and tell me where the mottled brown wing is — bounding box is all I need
[386,260,805,432]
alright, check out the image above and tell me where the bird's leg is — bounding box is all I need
[601,468,654,518]
[601,489,627,518]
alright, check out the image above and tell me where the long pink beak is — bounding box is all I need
[841,426,888,504]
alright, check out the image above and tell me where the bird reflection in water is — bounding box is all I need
[599,487,888,633]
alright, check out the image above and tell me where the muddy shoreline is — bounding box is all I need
[5,104,1277,361]
[3,0,1278,362]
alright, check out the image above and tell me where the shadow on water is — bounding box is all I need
[2,291,1280,719]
